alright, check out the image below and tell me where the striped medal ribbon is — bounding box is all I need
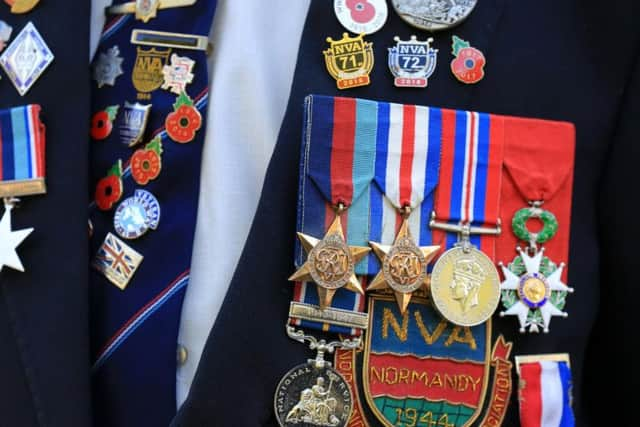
[366,101,442,314]
[429,110,505,327]
[289,95,377,336]
[516,354,575,427]
[0,104,46,273]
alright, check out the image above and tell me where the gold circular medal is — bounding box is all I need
[430,246,500,326]
[308,232,354,290]
[517,272,551,308]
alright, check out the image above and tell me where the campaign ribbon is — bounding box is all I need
[517,355,575,427]
[292,96,442,334]
[0,104,46,197]
[306,96,377,208]
[368,102,442,274]
[496,118,575,281]
[292,95,377,335]
[503,119,574,203]
[432,111,505,256]
[478,336,513,427]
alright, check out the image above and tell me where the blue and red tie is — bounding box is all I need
[88,2,217,426]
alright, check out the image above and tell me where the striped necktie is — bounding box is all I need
[88,1,216,425]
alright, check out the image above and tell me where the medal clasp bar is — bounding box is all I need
[430,211,500,251]
[285,325,360,369]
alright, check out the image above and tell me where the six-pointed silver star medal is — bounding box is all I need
[0,204,33,273]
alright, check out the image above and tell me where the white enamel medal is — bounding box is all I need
[499,203,574,333]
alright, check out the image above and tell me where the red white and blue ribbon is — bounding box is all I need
[369,102,441,273]
[293,95,377,335]
[518,357,575,427]
[297,95,443,276]
[0,105,45,182]
[432,110,504,255]
[292,95,442,334]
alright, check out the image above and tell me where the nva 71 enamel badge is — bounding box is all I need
[323,33,374,90]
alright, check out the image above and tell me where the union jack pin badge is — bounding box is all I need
[92,232,143,290]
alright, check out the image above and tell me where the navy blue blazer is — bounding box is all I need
[0,1,638,426]
[173,1,640,427]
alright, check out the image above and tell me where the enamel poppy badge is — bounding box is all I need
[450,35,486,84]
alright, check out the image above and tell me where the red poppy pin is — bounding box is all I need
[165,92,202,144]
[450,36,486,84]
[131,136,163,185]
[95,160,123,211]
[90,105,119,140]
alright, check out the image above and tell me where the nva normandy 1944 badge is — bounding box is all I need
[333,295,514,427]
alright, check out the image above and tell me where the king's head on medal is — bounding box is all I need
[0,105,46,274]
[428,111,505,327]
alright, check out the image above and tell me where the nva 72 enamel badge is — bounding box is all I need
[388,35,438,88]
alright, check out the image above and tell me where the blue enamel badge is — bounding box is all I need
[114,189,160,240]
[388,35,438,88]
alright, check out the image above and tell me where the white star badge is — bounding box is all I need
[499,247,573,333]
[0,203,33,272]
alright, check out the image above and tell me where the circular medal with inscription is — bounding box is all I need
[391,0,478,31]
[430,246,500,326]
[383,236,427,294]
[308,233,354,290]
[334,0,388,35]
[274,363,353,427]
[113,190,161,240]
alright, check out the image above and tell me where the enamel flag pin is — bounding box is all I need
[388,35,438,88]
[94,46,124,88]
[450,35,486,84]
[92,232,143,290]
[0,22,53,96]
[323,33,374,89]
[161,53,195,94]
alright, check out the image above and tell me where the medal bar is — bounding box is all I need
[131,29,208,51]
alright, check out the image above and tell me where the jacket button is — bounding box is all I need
[177,345,188,366]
